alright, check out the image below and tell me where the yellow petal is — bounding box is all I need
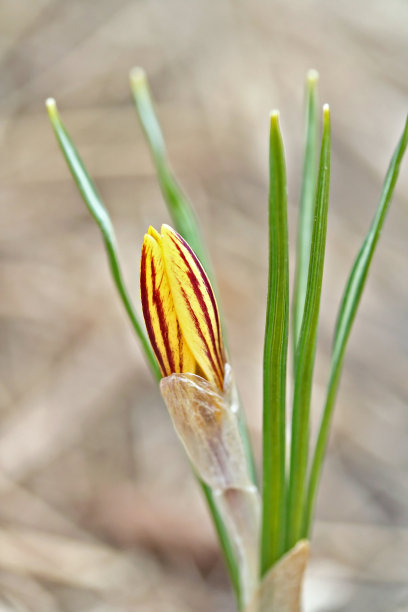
[147,225,162,242]
[140,232,196,377]
[160,224,225,389]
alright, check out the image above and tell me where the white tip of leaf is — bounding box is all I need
[129,66,147,89]
[270,110,280,128]
[307,69,319,84]
[323,104,330,126]
[45,98,58,122]
[45,97,56,109]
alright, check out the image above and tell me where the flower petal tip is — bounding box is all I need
[147,225,161,242]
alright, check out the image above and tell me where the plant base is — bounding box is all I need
[245,540,309,612]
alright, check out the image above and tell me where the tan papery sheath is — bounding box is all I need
[160,364,260,607]
[160,364,253,491]
[244,540,309,612]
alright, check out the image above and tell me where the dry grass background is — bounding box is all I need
[1,1,408,610]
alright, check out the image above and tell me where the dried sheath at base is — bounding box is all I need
[244,540,309,612]
[160,364,260,606]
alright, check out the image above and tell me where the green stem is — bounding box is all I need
[286,105,331,551]
[303,114,408,537]
[261,111,289,574]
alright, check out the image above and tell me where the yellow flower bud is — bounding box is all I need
[140,224,225,389]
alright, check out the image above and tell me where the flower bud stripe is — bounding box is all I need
[140,224,225,389]
[141,232,195,377]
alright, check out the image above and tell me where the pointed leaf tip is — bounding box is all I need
[45,98,58,121]
[45,97,56,110]
[129,66,147,89]
[307,69,319,85]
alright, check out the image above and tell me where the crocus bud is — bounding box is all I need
[140,224,225,389]
[140,224,259,606]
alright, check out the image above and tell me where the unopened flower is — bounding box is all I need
[140,224,225,389]
[140,224,248,485]
[140,224,260,605]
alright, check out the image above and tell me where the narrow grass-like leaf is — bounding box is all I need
[286,105,331,551]
[303,114,408,537]
[130,68,257,487]
[293,70,319,358]
[46,98,161,382]
[261,111,289,574]
[46,98,243,606]
[129,68,211,275]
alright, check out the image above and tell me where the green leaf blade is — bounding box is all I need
[45,98,161,382]
[286,105,331,551]
[261,111,289,574]
[303,114,408,537]
[129,68,211,276]
[293,70,319,359]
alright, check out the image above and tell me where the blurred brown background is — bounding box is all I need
[1,1,408,610]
